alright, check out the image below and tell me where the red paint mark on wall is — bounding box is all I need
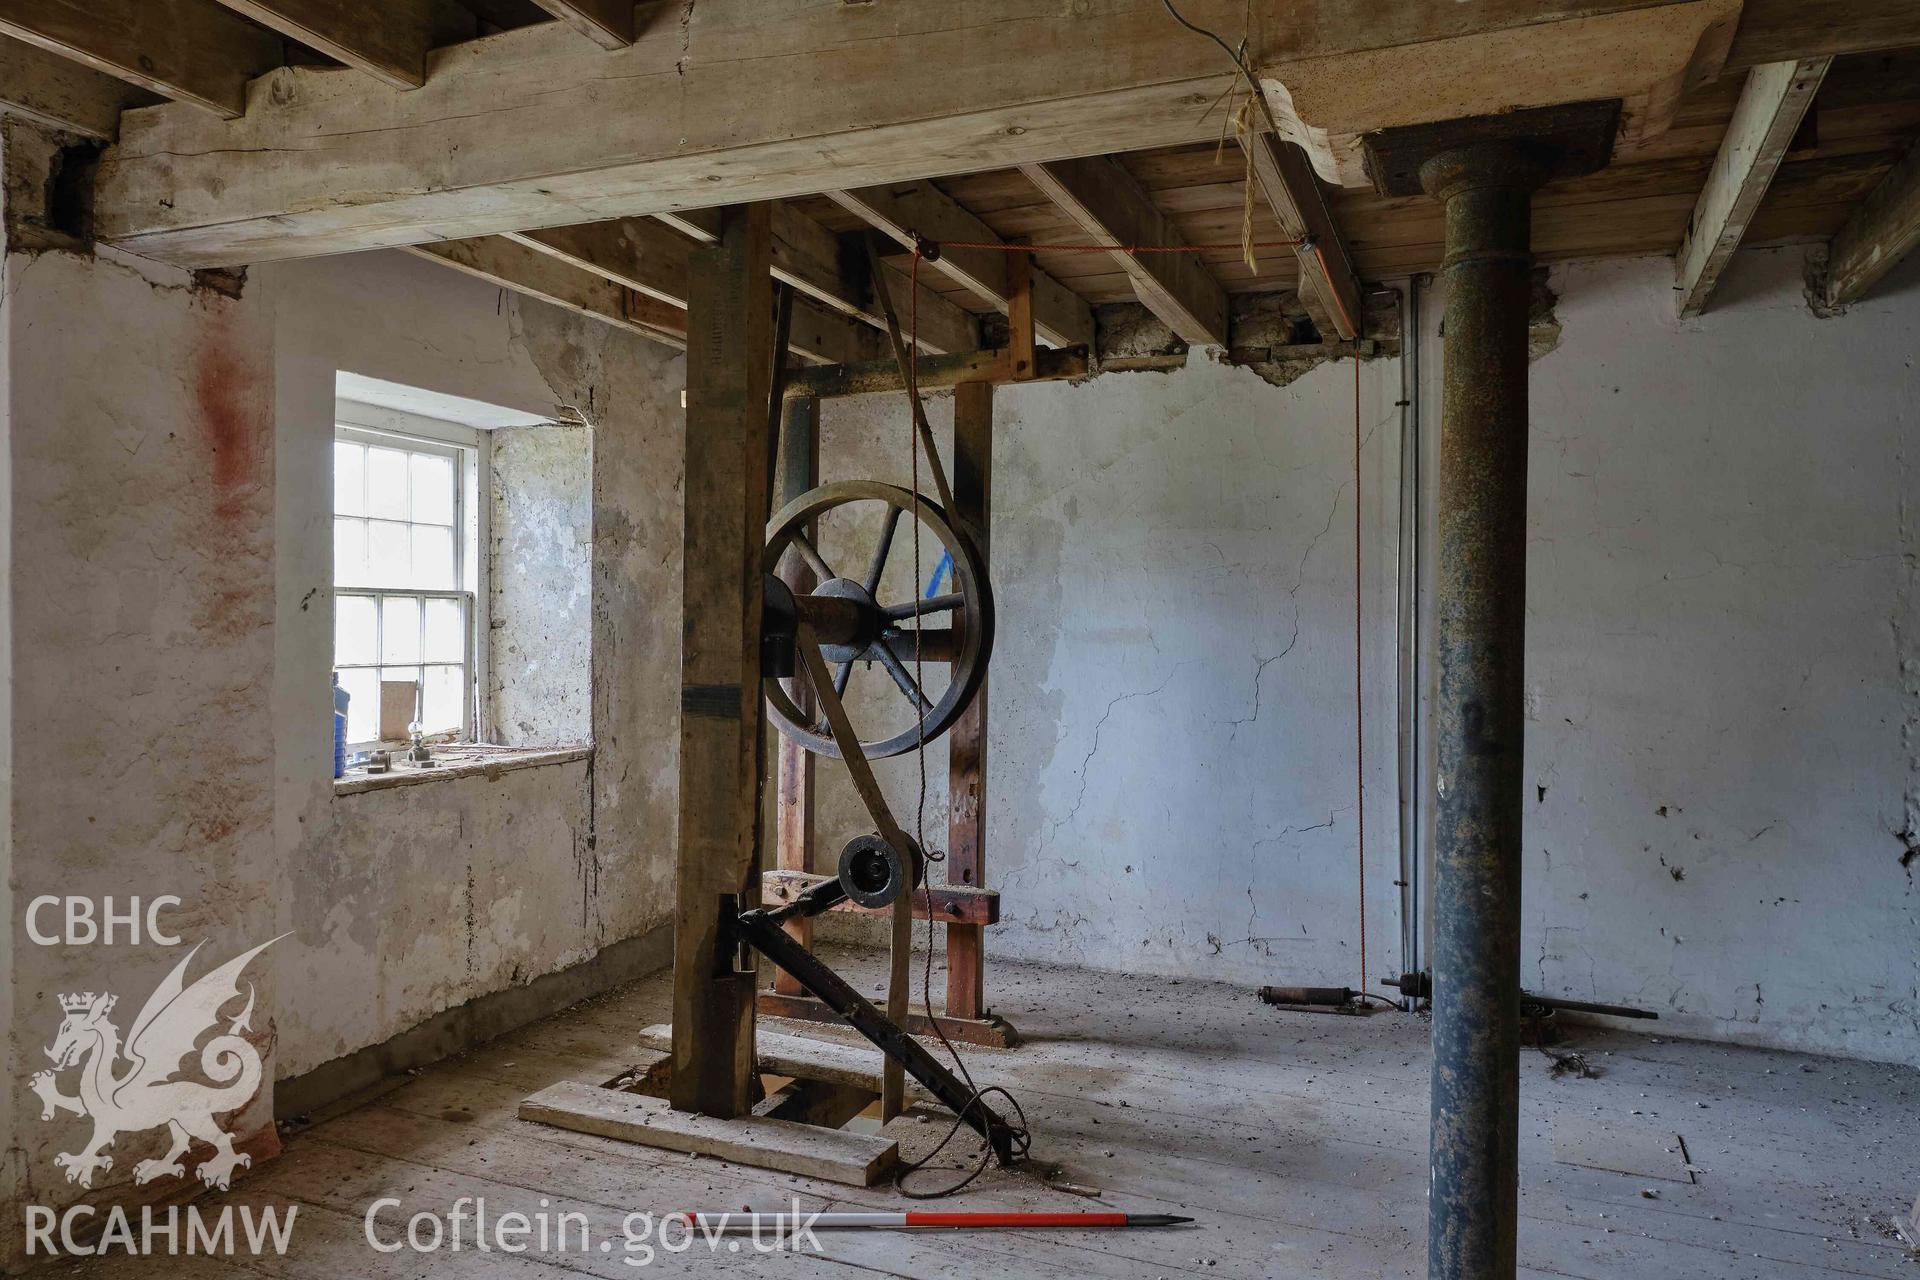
[189,301,272,640]
[193,303,267,528]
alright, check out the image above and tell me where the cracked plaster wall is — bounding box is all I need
[810,350,1403,990]
[817,249,1920,1065]
[0,238,280,1257]
[1511,249,1920,1064]
[490,423,592,746]
[265,249,684,1082]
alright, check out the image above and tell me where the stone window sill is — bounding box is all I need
[333,744,593,796]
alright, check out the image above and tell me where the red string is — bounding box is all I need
[934,238,1303,254]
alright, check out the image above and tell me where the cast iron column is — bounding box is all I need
[1363,102,1617,1280]
[1422,140,1549,1280]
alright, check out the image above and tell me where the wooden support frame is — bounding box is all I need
[669,201,773,1121]
[1674,56,1830,318]
[770,392,820,1001]
[945,378,993,1023]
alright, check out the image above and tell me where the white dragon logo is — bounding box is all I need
[29,937,283,1192]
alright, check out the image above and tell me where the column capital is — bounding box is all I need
[1361,100,1622,200]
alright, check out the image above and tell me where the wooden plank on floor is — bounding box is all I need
[520,1080,899,1186]
[637,1021,936,1106]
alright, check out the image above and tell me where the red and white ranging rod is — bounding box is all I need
[675,1211,1191,1232]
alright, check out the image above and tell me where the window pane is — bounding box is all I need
[410,453,455,526]
[334,594,378,666]
[338,667,378,744]
[366,520,410,588]
[423,597,464,663]
[333,442,366,517]
[421,664,465,736]
[411,525,455,589]
[334,517,368,586]
[366,446,410,520]
[380,596,421,664]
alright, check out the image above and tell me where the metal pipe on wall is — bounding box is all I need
[1394,274,1424,1008]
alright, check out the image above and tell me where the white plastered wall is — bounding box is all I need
[814,249,1920,1065]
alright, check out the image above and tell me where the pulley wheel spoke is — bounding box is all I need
[884,592,964,620]
[872,638,933,715]
[833,658,854,698]
[863,507,904,597]
[789,533,836,584]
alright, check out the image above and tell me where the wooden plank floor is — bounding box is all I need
[62,950,1920,1278]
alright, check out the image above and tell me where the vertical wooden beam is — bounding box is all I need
[1005,251,1036,382]
[670,202,773,1120]
[772,393,820,997]
[945,380,992,1022]
[1673,56,1830,318]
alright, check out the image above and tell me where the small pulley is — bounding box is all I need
[837,832,926,908]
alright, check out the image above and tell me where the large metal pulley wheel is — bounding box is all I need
[764,480,992,760]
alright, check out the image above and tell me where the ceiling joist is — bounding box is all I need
[0,31,153,138]
[828,180,1095,350]
[0,0,283,118]
[1021,156,1228,347]
[408,235,689,347]
[1674,56,1830,318]
[1823,135,1920,309]
[209,0,474,89]
[1239,132,1363,341]
[527,0,632,49]
[658,205,978,356]
[504,217,881,365]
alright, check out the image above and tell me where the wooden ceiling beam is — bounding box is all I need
[828,180,1095,350]
[1823,136,1920,309]
[527,0,630,49]
[209,0,474,89]
[1021,156,1227,346]
[1239,132,1363,341]
[1674,56,1829,318]
[0,0,283,118]
[658,204,978,355]
[408,235,688,348]
[0,31,152,138]
[1726,0,1920,70]
[505,218,881,365]
[94,0,1734,265]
